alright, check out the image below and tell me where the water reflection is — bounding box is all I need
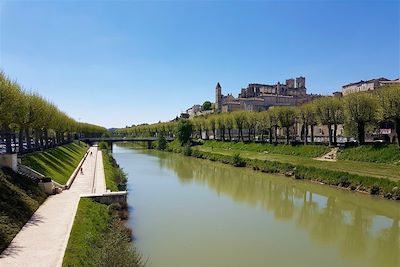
[136,149,400,266]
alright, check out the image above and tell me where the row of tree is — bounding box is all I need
[0,72,106,153]
[119,85,400,146]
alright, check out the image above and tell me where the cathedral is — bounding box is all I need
[215,77,319,113]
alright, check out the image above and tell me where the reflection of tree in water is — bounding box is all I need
[310,196,342,244]
[137,149,400,264]
[371,219,400,267]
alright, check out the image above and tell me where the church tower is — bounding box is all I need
[215,82,222,113]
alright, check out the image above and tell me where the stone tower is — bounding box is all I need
[215,82,222,113]
[295,77,306,88]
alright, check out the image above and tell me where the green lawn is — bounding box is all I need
[103,151,118,191]
[21,142,88,185]
[337,145,400,164]
[196,146,400,181]
[202,140,331,158]
[102,150,127,191]
[62,198,110,267]
[63,198,144,267]
[0,168,47,253]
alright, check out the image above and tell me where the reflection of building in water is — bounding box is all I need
[215,77,321,113]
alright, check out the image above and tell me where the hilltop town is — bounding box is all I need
[183,76,400,118]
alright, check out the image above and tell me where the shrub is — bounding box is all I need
[232,153,246,167]
[157,135,167,150]
[370,184,380,195]
[183,143,192,156]
[98,141,109,150]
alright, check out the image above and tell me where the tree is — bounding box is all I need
[276,107,297,144]
[315,97,344,146]
[223,113,234,141]
[257,111,269,142]
[246,112,258,141]
[266,109,279,144]
[157,134,167,150]
[378,85,400,146]
[345,93,378,145]
[233,111,246,141]
[208,115,217,139]
[177,119,193,145]
[216,115,226,141]
[202,101,212,111]
[0,74,21,153]
[299,103,317,144]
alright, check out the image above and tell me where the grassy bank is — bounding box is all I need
[62,198,143,267]
[0,168,47,253]
[102,150,127,191]
[197,146,400,181]
[163,141,400,200]
[201,140,331,158]
[337,145,400,164]
[191,149,400,200]
[21,142,88,185]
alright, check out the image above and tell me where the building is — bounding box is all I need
[341,77,390,96]
[216,77,320,113]
[186,104,202,117]
[379,78,400,87]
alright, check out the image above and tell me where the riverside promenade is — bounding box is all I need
[0,146,106,267]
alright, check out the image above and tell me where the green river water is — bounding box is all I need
[113,144,399,267]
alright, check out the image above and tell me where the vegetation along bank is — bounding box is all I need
[21,142,88,185]
[152,139,400,201]
[0,168,47,252]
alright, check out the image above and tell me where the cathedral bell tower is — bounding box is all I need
[215,82,222,113]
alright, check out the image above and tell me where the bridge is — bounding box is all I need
[80,137,174,150]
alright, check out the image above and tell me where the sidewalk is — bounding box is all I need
[0,146,102,267]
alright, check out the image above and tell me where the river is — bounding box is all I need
[112,144,399,267]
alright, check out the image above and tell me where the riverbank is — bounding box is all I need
[161,140,400,200]
[0,168,47,253]
[62,147,142,266]
[0,146,100,266]
[21,142,88,185]
[62,198,143,267]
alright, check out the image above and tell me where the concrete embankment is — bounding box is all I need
[0,146,126,267]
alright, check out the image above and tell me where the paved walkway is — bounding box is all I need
[0,146,103,267]
[93,150,106,194]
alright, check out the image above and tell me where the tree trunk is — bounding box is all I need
[311,125,314,143]
[357,121,365,145]
[396,119,400,146]
[274,125,278,144]
[286,127,290,145]
[228,129,231,141]
[39,129,44,148]
[304,124,308,145]
[12,132,17,152]
[333,124,337,146]
[269,127,273,144]
[3,125,12,154]
[25,127,32,150]
[43,128,48,148]
[328,124,333,146]
[18,128,24,153]
[248,128,251,141]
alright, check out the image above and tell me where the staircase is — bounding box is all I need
[17,164,45,183]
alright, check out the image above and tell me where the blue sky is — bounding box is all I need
[1,0,399,128]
